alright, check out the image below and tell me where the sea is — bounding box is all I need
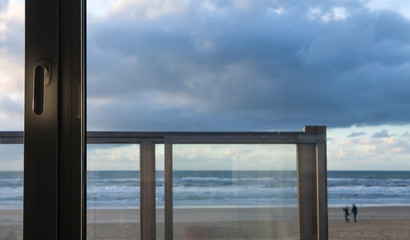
[1,171,410,209]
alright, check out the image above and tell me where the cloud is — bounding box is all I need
[348,132,366,137]
[327,125,410,170]
[317,7,349,22]
[172,144,296,171]
[1,0,410,132]
[107,0,189,19]
[87,144,139,170]
[0,0,24,131]
[85,0,410,131]
[363,0,410,19]
[372,129,391,138]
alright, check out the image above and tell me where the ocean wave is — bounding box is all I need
[1,171,410,209]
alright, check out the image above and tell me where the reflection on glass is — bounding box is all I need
[172,144,297,239]
[87,144,140,239]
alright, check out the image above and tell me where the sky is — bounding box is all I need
[0,0,410,170]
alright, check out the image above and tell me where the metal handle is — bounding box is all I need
[32,60,51,115]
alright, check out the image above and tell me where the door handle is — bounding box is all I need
[32,60,51,115]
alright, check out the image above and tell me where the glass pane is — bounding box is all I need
[87,144,140,239]
[172,144,297,239]
[0,0,24,239]
[86,0,410,239]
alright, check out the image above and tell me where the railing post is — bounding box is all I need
[297,126,327,240]
[297,142,317,240]
[164,143,173,240]
[140,141,156,240]
[315,127,328,240]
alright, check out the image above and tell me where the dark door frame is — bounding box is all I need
[24,0,86,239]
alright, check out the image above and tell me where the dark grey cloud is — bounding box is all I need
[86,1,410,131]
[348,132,366,137]
[372,129,391,138]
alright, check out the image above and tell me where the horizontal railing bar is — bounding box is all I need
[89,137,165,144]
[165,134,325,144]
[0,131,326,144]
[0,132,23,144]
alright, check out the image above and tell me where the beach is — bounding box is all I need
[2,207,410,239]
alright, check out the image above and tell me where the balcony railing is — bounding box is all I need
[0,125,327,240]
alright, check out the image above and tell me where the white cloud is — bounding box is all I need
[87,0,117,23]
[84,143,297,171]
[328,124,410,170]
[202,1,217,11]
[107,0,190,19]
[330,7,349,21]
[173,144,296,171]
[0,0,24,46]
[0,55,24,95]
[268,7,285,15]
[363,0,410,19]
[0,0,24,131]
[233,0,250,10]
[308,7,322,20]
[87,144,140,170]
[0,0,24,25]
[308,6,349,22]
[0,110,23,130]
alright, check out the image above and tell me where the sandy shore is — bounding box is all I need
[2,207,410,239]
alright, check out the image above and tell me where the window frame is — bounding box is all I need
[24,0,86,239]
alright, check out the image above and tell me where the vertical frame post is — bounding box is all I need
[164,143,173,240]
[297,143,317,240]
[140,141,156,240]
[315,127,328,240]
[24,0,59,239]
[297,126,327,240]
[58,0,86,239]
[25,0,85,239]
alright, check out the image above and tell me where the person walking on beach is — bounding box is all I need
[351,204,358,223]
[343,206,350,223]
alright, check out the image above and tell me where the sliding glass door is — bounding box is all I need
[21,1,327,239]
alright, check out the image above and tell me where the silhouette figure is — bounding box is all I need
[343,206,350,222]
[351,204,358,223]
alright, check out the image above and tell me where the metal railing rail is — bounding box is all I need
[0,126,328,240]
